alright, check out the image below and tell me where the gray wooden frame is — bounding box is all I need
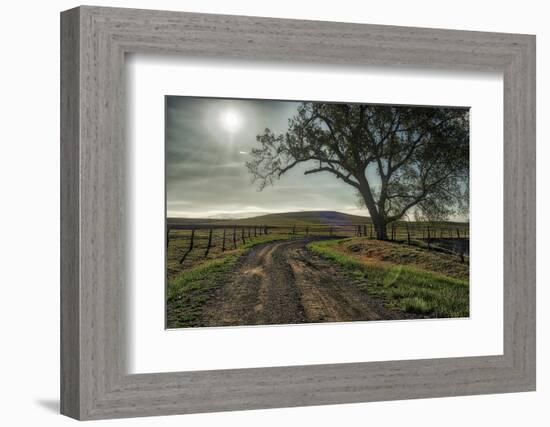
[60,5,536,420]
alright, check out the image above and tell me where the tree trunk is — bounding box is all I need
[372,217,387,240]
[357,184,388,240]
[357,180,397,240]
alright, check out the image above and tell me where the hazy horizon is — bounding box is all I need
[167,209,372,220]
[166,209,470,224]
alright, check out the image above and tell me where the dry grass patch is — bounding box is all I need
[341,238,469,280]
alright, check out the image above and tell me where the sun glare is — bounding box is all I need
[220,109,242,133]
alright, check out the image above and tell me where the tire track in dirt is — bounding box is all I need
[201,238,406,327]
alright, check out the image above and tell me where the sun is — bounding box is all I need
[220,109,242,133]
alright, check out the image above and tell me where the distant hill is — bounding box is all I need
[167,210,371,227]
[236,211,370,226]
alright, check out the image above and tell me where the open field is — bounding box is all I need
[168,210,469,233]
[166,211,469,328]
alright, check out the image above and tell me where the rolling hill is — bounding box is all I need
[167,210,371,227]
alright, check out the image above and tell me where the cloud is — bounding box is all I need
[166,96,365,218]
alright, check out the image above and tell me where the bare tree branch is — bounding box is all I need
[247,102,469,239]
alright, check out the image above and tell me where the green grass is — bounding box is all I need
[166,254,239,328]
[307,239,469,318]
[401,297,432,315]
[166,234,290,328]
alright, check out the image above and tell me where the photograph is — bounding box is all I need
[165,96,470,329]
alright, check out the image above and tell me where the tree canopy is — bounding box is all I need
[246,102,469,239]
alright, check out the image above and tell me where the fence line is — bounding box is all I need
[167,222,469,263]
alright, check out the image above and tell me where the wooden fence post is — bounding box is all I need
[406,223,411,245]
[292,225,296,235]
[241,227,246,244]
[233,226,237,248]
[254,226,257,237]
[166,228,170,248]
[222,228,226,252]
[427,227,431,250]
[179,228,195,263]
[456,228,461,239]
[204,228,213,257]
[248,227,251,238]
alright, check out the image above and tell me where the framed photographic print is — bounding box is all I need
[61,6,536,420]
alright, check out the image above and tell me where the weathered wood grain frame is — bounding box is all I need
[60,5,536,420]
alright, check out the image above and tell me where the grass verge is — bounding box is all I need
[307,239,469,318]
[338,237,468,280]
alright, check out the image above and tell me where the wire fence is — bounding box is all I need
[167,222,470,264]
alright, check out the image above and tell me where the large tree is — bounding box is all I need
[246,103,469,239]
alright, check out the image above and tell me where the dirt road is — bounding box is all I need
[201,238,406,327]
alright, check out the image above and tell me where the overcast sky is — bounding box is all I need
[166,96,372,219]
